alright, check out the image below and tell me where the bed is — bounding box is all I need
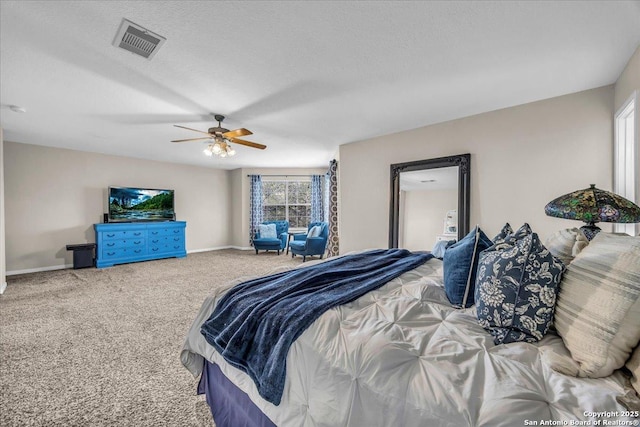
[181,234,640,427]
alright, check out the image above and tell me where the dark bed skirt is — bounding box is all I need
[198,359,276,427]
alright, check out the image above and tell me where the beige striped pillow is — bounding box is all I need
[544,228,589,266]
[553,232,640,378]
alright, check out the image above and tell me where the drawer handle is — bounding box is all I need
[107,251,115,256]
[151,231,159,235]
[134,249,142,253]
[134,241,142,245]
[152,248,159,252]
[174,245,181,249]
[134,232,142,236]
[107,242,115,247]
[152,239,159,243]
[173,237,180,241]
[106,233,115,238]
[173,230,179,233]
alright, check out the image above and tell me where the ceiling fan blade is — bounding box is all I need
[230,138,267,150]
[173,124,212,136]
[171,137,212,143]
[222,128,253,138]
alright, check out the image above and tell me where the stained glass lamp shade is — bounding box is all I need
[544,184,640,240]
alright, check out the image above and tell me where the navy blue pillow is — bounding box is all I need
[443,226,493,308]
[475,224,565,344]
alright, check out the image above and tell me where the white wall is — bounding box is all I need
[0,128,6,293]
[401,189,457,251]
[229,168,244,248]
[339,85,615,254]
[4,142,231,273]
[614,45,640,111]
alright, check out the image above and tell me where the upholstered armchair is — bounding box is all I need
[254,220,289,255]
[289,221,329,262]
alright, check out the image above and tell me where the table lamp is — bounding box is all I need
[544,184,640,240]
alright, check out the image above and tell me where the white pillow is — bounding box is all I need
[544,227,589,266]
[307,225,322,238]
[552,232,640,378]
[258,223,277,239]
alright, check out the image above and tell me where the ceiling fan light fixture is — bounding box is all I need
[173,114,265,158]
[211,141,223,155]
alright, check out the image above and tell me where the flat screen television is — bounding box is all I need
[108,186,175,222]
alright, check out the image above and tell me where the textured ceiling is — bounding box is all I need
[1,1,639,170]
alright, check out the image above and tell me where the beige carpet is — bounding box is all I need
[0,250,303,426]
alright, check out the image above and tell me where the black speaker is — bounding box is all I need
[103,213,109,223]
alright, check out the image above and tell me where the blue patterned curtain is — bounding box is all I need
[249,175,263,246]
[324,171,330,222]
[310,175,324,223]
[326,160,339,257]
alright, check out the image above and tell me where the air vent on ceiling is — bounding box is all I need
[112,18,166,60]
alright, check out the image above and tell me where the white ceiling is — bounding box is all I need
[1,1,639,170]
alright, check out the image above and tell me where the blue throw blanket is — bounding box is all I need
[200,248,433,405]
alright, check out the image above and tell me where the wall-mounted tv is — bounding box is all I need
[108,187,175,222]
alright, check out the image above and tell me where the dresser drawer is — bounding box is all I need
[148,236,169,245]
[147,227,183,237]
[100,246,146,260]
[101,238,146,250]
[149,245,180,254]
[149,242,184,254]
[101,229,147,240]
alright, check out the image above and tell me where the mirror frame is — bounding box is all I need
[389,153,471,248]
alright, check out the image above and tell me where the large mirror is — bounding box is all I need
[389,154,470,250]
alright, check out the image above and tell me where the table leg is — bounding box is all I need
[286,234,293,255]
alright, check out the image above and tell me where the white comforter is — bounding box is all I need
[181,258,633,426]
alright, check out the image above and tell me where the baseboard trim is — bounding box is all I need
[188,246,253,253]
[7,247,256,276]
[7,264,73,276]
[0,281,6,294]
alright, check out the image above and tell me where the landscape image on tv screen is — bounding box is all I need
[109,187,175,222]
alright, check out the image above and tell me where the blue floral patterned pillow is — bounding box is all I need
[475,224,565,344]
[493,223,513,243]
[443,225,493,308]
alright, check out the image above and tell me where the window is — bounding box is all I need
[614,91,638,236]
[262,180,312,229]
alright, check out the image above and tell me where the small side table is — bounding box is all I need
[66,243,96,269]
[286,232,306,255]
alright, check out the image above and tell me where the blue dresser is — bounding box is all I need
[94,221,186,268]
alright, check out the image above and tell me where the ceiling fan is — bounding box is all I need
[171,114,266,157]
